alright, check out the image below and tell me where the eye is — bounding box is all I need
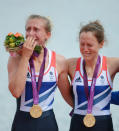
[34,27,39,32]
[80,43,85,47]
[87,43,93,47]
[26,27,31,32]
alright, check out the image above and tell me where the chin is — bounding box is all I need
[83,55,92,61]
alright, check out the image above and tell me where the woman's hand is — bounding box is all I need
[22,36,37,59]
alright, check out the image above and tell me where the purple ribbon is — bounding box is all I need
[83,56,101,114]
[29,48,47,105]
[69,109,74,117]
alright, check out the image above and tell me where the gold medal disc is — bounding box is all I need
[83,114,96,127]
[30,104,42,118]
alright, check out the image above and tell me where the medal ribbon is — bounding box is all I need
[29,48,47,105]
[83,55,101,114]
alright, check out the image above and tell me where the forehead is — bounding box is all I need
[80,32,98,43]
[26,18,45,29]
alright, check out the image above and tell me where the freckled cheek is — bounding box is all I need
[80,47,83,54]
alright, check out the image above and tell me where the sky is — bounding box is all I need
[0,0,119,130]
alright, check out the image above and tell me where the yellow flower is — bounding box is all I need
[9,43,15,48]
[9,38,14,43]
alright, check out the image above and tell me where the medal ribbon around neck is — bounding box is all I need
[83,55,101,114]
[29,47,47,105]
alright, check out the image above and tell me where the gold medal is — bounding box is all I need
[83,113,96,127]
[30,104,42,118]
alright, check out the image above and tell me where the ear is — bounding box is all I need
[46,32,51,39]
[99,40,104,48]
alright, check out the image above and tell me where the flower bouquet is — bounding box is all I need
[4,32,25,56]
[4,32,25,52]
[4,32,42,57]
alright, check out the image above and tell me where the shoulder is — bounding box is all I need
[107,57,119,69]
[55,53,66,74]
[67,58,79,70]
[67,58,78,67]
[107,57,119,63]
[55,53,66,64]
[50,50,65,64]
[106,57,119,78]
[67,58,79,80]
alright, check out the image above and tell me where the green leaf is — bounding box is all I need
[34,45,42,54]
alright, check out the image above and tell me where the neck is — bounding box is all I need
[84,55,99,78]
[85,55,99,69]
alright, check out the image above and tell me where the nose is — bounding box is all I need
[81,44,88,52]
[84,45,88,51]
[29,29,35,36]
[26,29,35,38]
